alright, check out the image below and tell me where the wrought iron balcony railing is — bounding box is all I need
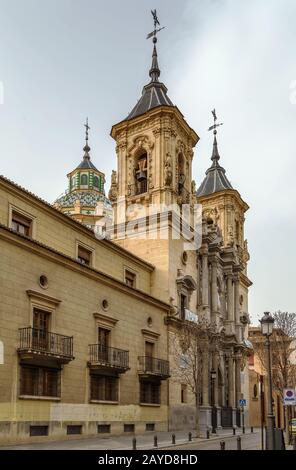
[138,356,170,379]
[88,344,129,372]
[18,327,74,361]
[127,181,148,197]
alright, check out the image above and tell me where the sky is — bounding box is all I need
[0,0,295,322]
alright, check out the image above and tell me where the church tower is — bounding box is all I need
[110,34,199,219]
[196,115,252,328]
[109,23,200,305]
[54,120,111,230]
[109,12,252,433]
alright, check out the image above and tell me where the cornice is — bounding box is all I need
[26,290,62,306]
[0,225,170,312]
[0,176,154,273]
[198,189,249,213]
[110,105,199,146]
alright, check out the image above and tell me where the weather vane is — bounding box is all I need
[208,109,223,135]
[84,117,90,144]
[146,9,165,41]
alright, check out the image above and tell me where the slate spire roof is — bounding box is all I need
[196,127,233,197]
[75,118,98,171]
[126,37,174,120]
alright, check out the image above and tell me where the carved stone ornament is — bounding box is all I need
[108,170,118,202]
[164,153,173,187]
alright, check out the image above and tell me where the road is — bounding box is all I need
[165,432,262,450]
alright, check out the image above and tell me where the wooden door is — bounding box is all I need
[33,309,50,350]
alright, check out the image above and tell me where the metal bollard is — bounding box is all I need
[220,440,225,450]
[206,429,210,439]
[243,426,245,434]
[293,436,296,450]
[251,426,254,433]
[132,437,137,450]
[172,433,175,445]
[237,436,242,450]
[189,432,192,442]
[154,435,158,447]
[233,427,236,435]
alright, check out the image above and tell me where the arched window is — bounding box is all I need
[81,174,88,186]
[135,152,147,194]
[93,176,99,189]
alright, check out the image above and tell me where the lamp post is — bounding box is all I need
[211,367,217,433]
[260,311,275,450]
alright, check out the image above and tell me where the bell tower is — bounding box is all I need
[110,24,199,225]
[196,111,252,333]
[109,13,199,304]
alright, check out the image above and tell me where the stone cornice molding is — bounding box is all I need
[0,177,154,273]
[26,290,61,306]
[0,225,170,312]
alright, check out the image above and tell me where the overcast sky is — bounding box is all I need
[0,0,295,322]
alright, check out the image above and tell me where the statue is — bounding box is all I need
[191,180,196,194]
[108,170,118,202]
[164,153,172,187]
[227,225,234,246]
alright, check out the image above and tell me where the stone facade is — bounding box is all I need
[0,29,252,444]
[0,176,170,444]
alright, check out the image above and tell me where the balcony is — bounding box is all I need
[18,327,74,364]
[138,356,170,380]
[88,344,129,374]
[127,182,148,198]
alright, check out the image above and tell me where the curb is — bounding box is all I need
[127,431,260,451]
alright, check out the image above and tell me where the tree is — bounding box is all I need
[171,318,217,437]
[253,311,296,440]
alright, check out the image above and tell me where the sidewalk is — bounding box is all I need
[0,427,260,450]
[129,428,259,451]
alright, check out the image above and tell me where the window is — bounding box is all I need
[11,210,32,236]
[32,308,50,350]
[93,176,99,189]
[180,294,187,320]
[67,425,82,435]
[30,426,48,436]
[97,424,111,434]
[80,174,88,186]
[146,423,155,431]
[140,380,160,404]
[124,424,135,433]
[125,270,136,288]
[98,328,110,348]
[77,245,92,266]
[181,384,187,403]
[98,327,110,362]
[90,375,118,402]
[253,384,258,399]
[20,366,60,397]
[135,153,148,195]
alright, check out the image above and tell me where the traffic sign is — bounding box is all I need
[239,399,246,407]
[283,388,296,406]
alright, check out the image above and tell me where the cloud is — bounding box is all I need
[170,0,296,318]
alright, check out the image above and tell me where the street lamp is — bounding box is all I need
[211,368,217,434]
[260,311,275,450]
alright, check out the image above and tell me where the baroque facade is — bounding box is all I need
[0,29,252,443]
[109,35,252,431]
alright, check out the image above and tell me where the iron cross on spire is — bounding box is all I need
[146,9,165,41]
[208,109,223,135]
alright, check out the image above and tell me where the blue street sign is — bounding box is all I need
[239,399,247,407]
